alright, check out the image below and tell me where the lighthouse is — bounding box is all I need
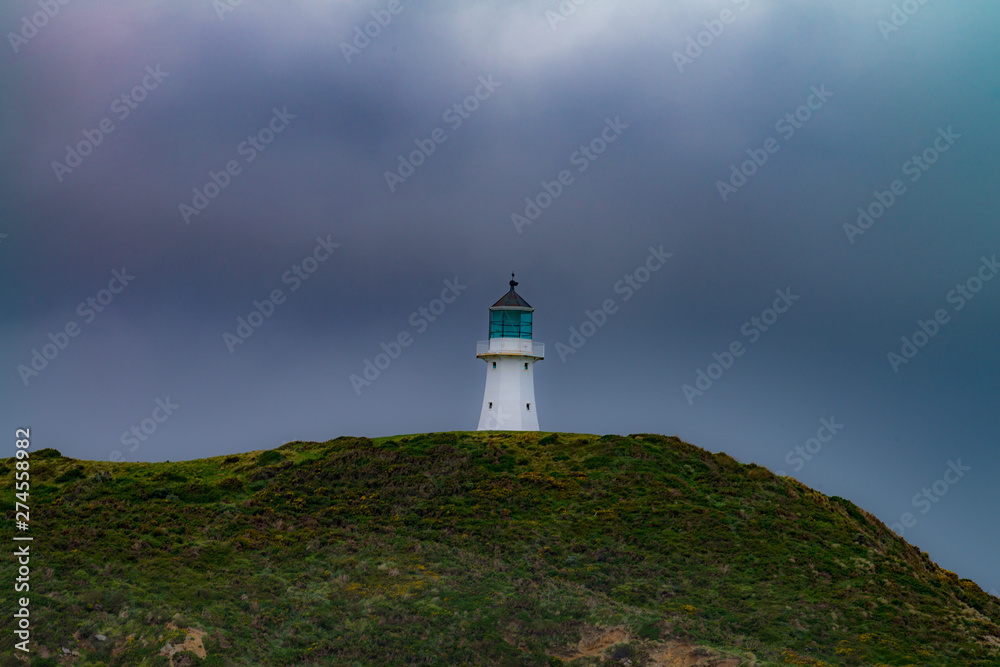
[477,274,544,431]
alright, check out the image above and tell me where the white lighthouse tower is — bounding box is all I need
[477,274,544,431]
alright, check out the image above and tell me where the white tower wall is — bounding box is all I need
[476,338,543,431]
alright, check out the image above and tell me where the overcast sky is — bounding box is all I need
[2,0,998,593]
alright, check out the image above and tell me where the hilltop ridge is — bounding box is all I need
[2,431,999,666]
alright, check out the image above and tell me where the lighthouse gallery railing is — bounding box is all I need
[476,340,544,358]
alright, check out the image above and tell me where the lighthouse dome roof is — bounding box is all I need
[490,274,532,310]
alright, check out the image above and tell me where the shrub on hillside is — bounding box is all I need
[258,450,284,465]
[34,448,63,459]
[219,477,244,491]
[55,466,85,484]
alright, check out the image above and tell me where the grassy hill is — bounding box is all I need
[2,431,999,666]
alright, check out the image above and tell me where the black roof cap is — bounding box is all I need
[490,273,532,309]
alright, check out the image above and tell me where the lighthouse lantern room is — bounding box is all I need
[476,274,544,431]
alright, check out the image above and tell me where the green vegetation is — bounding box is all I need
[1,431,998,666]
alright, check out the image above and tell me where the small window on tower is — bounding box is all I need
[526,403,531,411]
[489,402,493,409]
[492,361,496,369]
[524,362,528,370]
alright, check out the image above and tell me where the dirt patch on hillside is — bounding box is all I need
[158,624,207,665]
[646,639,741,666]
[566,624,631,659]
[548,624,742,666]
